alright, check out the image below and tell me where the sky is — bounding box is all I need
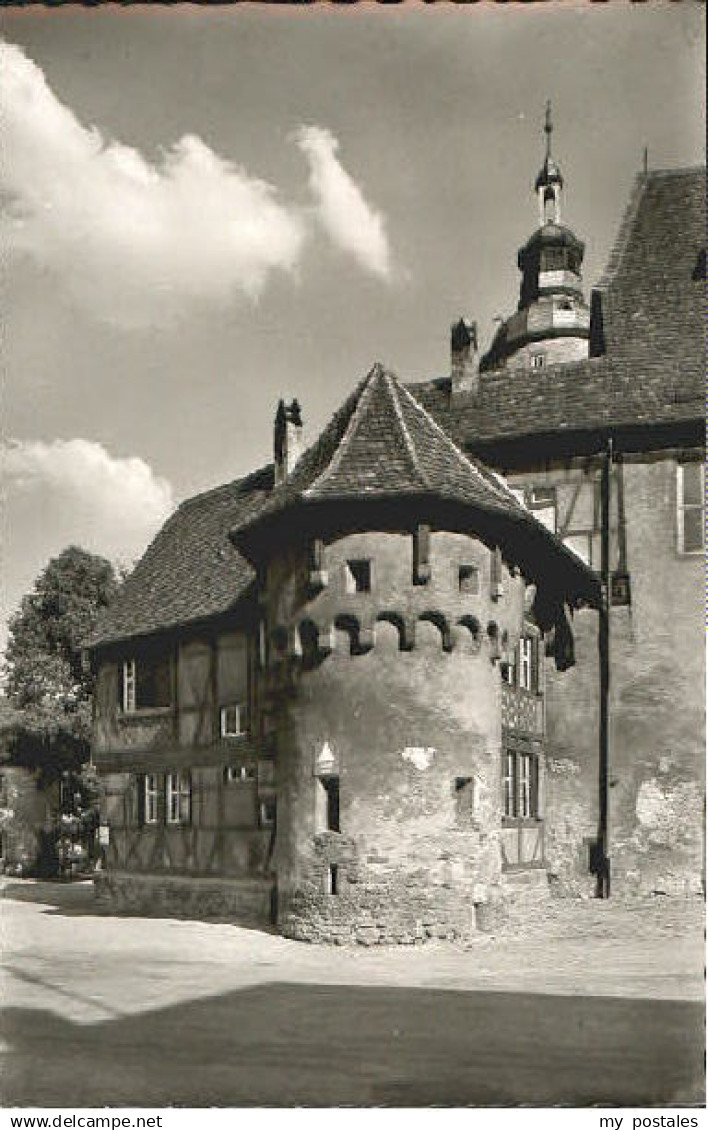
[1,4,705,652]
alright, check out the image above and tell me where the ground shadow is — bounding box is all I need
[1,879,278,934]
[1,980,704,1108]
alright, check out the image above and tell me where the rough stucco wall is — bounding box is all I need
[264,530,525,943]
[542,457,704,896]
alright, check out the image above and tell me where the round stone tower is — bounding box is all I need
[234,365,599,944]
[262,528,524,944]
[481,103,590,373]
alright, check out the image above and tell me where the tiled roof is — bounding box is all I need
[88,167,700,648]
[87,466,273,649]
[410,167,705,449]
[247,364,528,517]
[235,364,600,605]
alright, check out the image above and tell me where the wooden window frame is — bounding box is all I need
[144,773,160,825]
[518,637,534,692]
[166,770,191,826]
[677,462,704,556]
[502,745,540,824]
[220,703,249,739]
[121,655,172,713]
[122,660,136,714]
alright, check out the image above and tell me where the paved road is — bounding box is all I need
[1,881,704,1107]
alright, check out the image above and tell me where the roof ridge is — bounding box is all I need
[383,369,431,491]
[395,378,523,510]
[305,365,381,496]
[595,173,648,292]
[642,165,706,179]
[177,463,273,512]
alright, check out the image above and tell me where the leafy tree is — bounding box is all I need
[4,546,119,778]
[2,548,120,874]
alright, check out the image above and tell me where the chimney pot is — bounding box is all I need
[274,398,305,485]
[450,318,480,399]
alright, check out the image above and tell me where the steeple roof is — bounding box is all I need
[233,364,600,607]
[535,101,564,191]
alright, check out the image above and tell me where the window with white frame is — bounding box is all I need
[531,353,546,370]
[518,637,534,692]
[220,703,249,738]
[527,486,557,534]
[502,750,516,818]
[121,655,171,712]
[677,462,704,555]
[259,798,276,828]
[223,765,256,784]
[144,773,159,824]
[122,660,136,713]
[166,771,191,825]
[518,754,533,818]
[503,747,539,821]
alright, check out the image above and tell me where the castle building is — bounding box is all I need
[414,123,705,897]
[88,122,705,937]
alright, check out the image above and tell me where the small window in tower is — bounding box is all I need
[458,564,479,595]
[319,775,340,832]
[326,863,339,896]
[344,559,372,594]
[454,776,475,820]
[531,353,546,370]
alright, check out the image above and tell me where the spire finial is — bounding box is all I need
[544,99,553,160]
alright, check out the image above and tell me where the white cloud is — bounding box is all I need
[2,439,174,645]
[3,438,174,555]
[0,41,393,327]
[294,125,392,279]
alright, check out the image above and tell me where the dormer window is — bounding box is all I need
[344,559,372,594]
[220,703,249,738]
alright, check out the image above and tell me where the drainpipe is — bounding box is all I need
[596,436,613,898]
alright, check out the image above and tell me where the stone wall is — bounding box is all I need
[94,870,274,922]
[511,454,704,897]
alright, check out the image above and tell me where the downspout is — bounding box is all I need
[596,436,613,897]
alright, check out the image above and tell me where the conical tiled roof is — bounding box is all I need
[234,364,600,608]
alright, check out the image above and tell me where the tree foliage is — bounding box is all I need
[3,546,119,782]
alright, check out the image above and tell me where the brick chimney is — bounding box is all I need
[274,398,304,486]
[450,318,480,399]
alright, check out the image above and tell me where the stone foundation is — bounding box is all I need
[94,871,274,924]
[278,870,496,944]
